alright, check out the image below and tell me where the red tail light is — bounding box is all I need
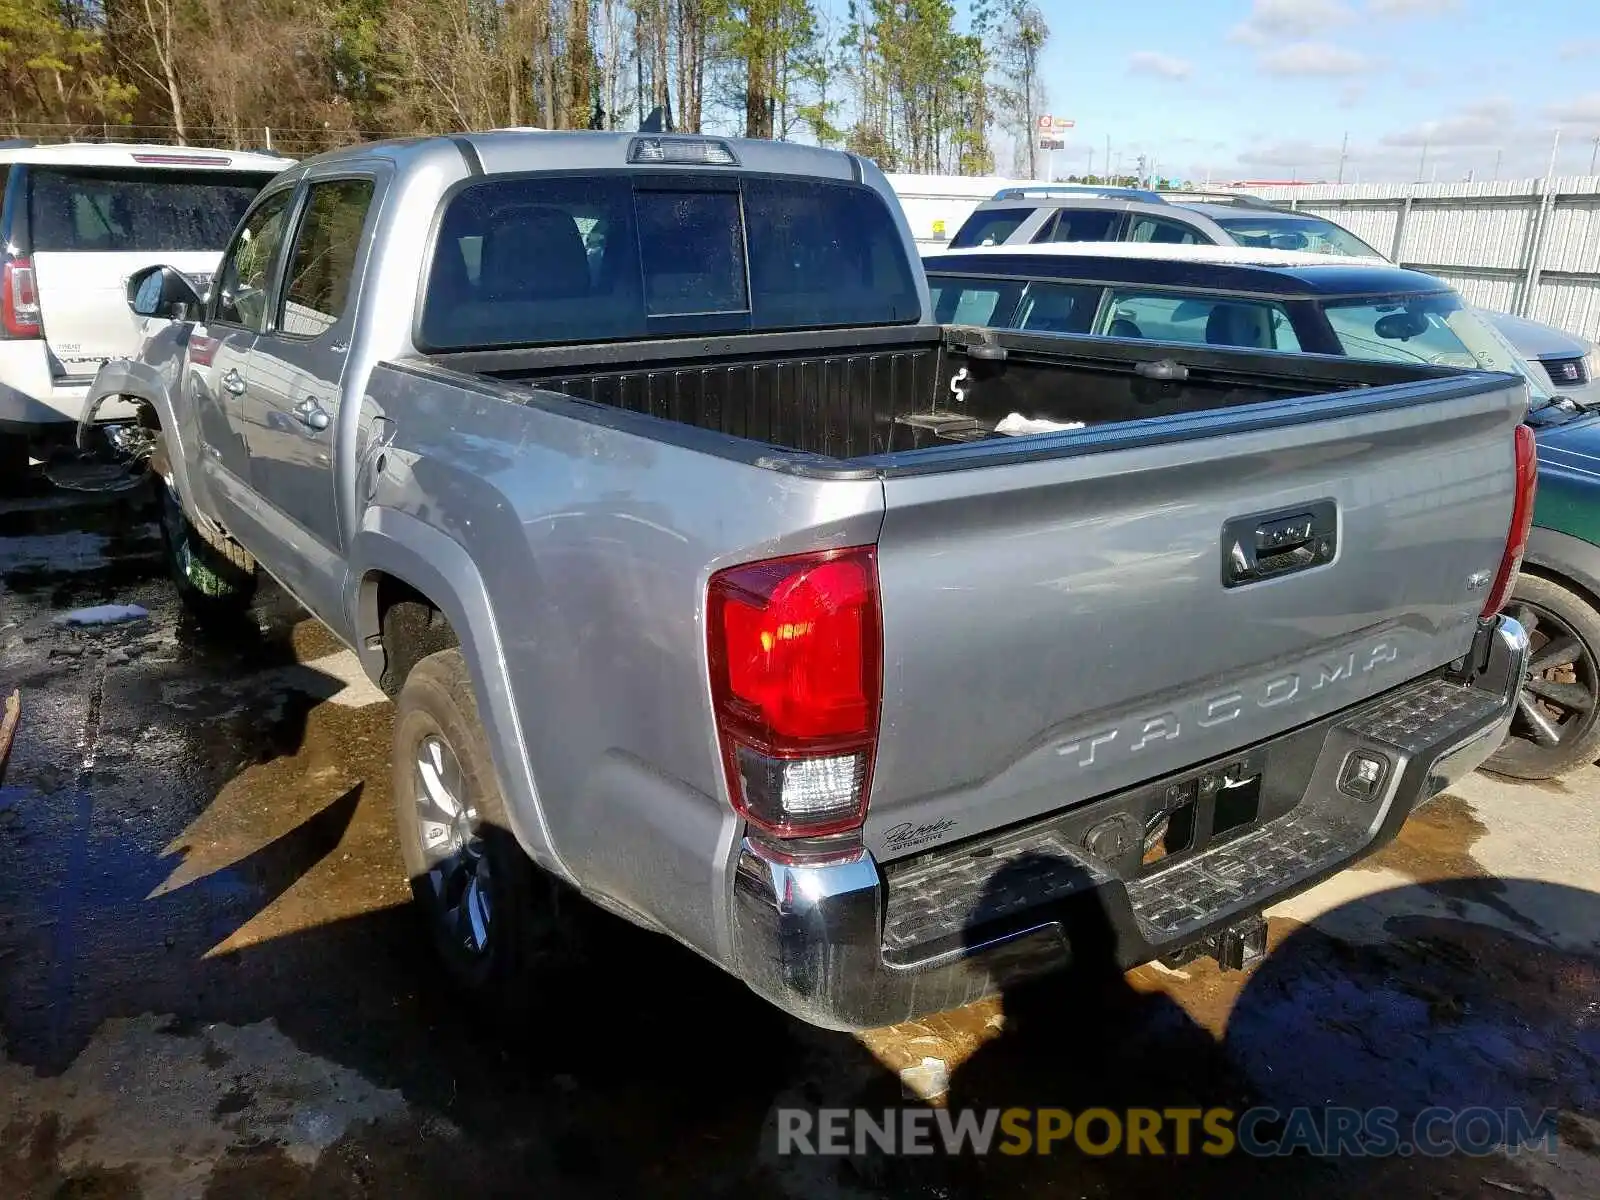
[708,547,882,838]
[188,332,219,367]
[1481,422,1538,619]
[1,256,40,339]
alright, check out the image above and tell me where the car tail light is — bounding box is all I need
[2,256,40,339]
[188,332,219,366]
[1481,423,1538,619]
[708,547,882,838]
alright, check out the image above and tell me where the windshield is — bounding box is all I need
[1321,293,1554,409]
[1216,215,1383,258]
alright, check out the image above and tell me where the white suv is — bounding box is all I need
[0,141,292,478]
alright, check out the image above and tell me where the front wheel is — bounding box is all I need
[1484,573,1600,781]
[159,480,256,625]
[391,648,575,1016]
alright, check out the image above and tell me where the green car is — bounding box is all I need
[1508,404,1600,778]
[925,243,1600,780]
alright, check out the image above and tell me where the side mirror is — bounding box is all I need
[126,265,204,321]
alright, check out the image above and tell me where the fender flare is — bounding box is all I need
[349,508,568,882]
[1523,526,1600,607]
[80,358,208,519]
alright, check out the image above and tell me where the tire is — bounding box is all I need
[1484,572,1600,781]
[159,480,257,625]
[391,648,574,1017]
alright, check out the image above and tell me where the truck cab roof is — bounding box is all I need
[288,129,870,184]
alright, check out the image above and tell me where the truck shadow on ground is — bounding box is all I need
[5,779,1598,1198]
[851,854,1600,1199]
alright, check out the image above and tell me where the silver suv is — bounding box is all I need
[943,185,1600,408]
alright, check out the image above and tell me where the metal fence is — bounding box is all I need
[1249,178,1600,343]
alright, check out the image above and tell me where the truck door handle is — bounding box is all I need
[221,367,247,395]
[294,397,330,432]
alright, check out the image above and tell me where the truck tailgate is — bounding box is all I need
[865,375,1524,861]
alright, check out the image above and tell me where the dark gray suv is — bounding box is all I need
[944,185,1600,408]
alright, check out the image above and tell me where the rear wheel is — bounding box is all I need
[160,479,257,625]
[391,648,576,1016]
[1485,573,1600,780]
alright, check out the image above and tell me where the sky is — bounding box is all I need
[1019,0,1600,184]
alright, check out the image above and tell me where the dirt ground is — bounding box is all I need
[1,476,1596,1199]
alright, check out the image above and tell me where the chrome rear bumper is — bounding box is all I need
[730,616,1529,1031]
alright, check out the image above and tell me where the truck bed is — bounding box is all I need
[423,324,1463,463]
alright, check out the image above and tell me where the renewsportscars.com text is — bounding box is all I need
[776,1106,1562,1158]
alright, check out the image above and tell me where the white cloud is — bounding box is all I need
[1258,41,1373,76]
[1367,0,1459,15]
[1548,93,1600,127]
[1338,83,1366,109]
[1559,38,1600,61]
[1381,97,1517,147]
[1127,51,1193,81]
[1230,0,1354,45]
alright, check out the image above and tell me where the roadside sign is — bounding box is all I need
[1037,115,1076,133]
[1039,138,1066,150]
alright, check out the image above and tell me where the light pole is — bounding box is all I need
[1336,131,1348,184]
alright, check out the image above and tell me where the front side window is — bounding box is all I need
[420,174,919,351]
[1126,215,1206,245]
[1013,281,1101,333]
[27,168,274,252]
[213,189,294,331]
[278,179,375,338]
[1216,215,1384,258]
[949,208,1031,249]
[1096,290,1301,351]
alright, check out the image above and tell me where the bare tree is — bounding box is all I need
[994,0,1047,177]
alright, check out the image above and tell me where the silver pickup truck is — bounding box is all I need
[87,131,1534,1030]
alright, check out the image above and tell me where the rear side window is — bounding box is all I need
[1036,209,1122,243]
[926,275,1026,325]
[419,174,920,350]
[949,208,1030,249]
[1097,290,1301,351]
[27,168,273,252]
[278,179,375,338]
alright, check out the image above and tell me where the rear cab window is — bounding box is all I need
[419,173,921,351]
[26,168,276,252]
[949,208,1032,249]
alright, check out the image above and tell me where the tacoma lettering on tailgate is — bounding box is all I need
[1055,639,1403,770]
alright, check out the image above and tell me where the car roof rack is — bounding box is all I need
[1158,189,1281,210]
[990,184,1167,204]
